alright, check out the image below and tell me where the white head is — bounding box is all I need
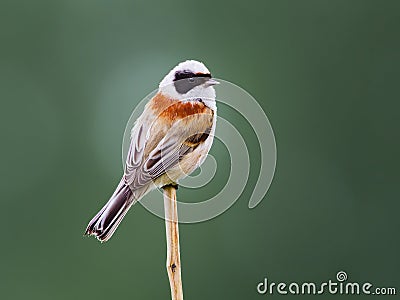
[159,60,218,103]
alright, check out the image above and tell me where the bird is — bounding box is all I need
[85,60,218,242]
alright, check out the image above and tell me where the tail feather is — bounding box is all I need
[85,179,135,242]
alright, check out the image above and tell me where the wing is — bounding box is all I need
[124,107,214,191]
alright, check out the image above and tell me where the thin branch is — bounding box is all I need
[163,184,184,300]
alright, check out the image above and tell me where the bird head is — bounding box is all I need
[159,60,219,100]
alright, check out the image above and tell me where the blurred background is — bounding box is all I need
[1,0,399,299]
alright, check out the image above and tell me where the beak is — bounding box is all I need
[205,78,220,87]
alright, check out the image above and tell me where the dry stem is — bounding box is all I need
[163,185,183,300]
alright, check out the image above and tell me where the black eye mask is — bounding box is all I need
[173,70,211,94]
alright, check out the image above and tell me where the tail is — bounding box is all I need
[85,178,135,242]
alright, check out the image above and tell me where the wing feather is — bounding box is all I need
[124,101,214,191]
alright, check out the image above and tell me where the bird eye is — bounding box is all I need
[188,77,195,83]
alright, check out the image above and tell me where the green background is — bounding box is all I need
[1,0,399,299]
